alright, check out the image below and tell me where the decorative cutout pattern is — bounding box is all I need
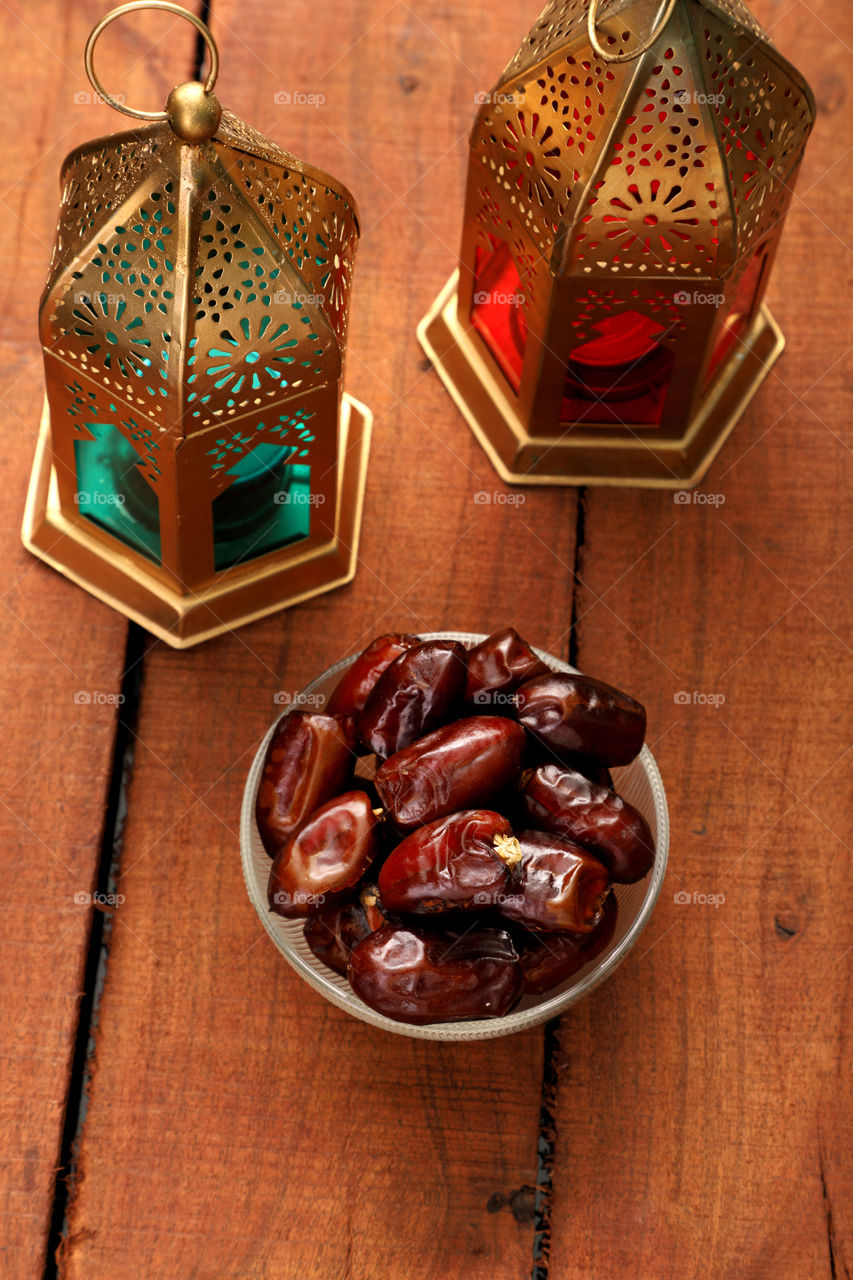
[187,177,337,447]
[502,0,588,83]
[698,9,812,258]
[42,103,359,582]
[567,284,686,346]
[226,151,358,346]
[217,110,300,171]
[573,36,724,275]
[205,405,316,495]
[706,0,764,40]
[49,126,167,289]
[50,180,176,421]
[472,48,623,271]
[44,116,359,488]
[466,0,813,299]
[61,377,163,487]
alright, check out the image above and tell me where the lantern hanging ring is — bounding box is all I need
[84,1,219,121]
[587,0,679,62]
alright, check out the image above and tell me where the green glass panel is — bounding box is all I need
[73,421,161,562]
[212,443,311,571]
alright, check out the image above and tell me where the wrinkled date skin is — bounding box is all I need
[498,829,610,933]
[327,632,420,718]
[348,923,523,1024]
[513,892,619,994]
[378,809,522,914]
[256,712,354,856]
[375,716,527,831]
[522,764,655,884]
[529,757,614,790]
[303,880,391,974]
[359,640,468,757]
[516,672,646,767]
[268,790,381,918]
[464,627,549,711]
[303,897,371,975]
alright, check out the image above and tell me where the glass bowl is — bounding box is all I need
[240,632,669,1041]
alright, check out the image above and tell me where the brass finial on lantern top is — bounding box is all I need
[165,82,223,142]
[23,1,372,647]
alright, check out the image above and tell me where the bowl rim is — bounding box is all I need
[240,631,669,1040]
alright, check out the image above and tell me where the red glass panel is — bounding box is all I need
[470,243,674,426]
[562,310,673,426]
[705,242,769,388]
[470,242,528,392]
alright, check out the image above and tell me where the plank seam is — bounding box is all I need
[48,624,146,1280]
[819,1138,847,1280]
[192,0,213,80]
[48,11,207,1265]
[531,486,587,1280]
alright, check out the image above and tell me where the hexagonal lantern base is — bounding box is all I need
[22,394,372,648]
[418,271,784,490]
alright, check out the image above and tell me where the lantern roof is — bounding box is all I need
[471,0,815,280]
[41,111,359,441]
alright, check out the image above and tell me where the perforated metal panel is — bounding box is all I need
[40,111,360,589]
[421,0,814,484]
[457,0,814,437]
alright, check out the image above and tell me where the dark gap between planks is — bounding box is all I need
[45,14,209,1269]
[531,486,588,1279]
[44,624,146,1279]
[192,0,213,80]
[43,8,581,1266]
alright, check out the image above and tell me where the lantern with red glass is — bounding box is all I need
[418,0,815,488]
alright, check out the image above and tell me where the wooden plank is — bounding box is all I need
[61,3,579,1277]
[544,2,853,1276]
[0,4,202,1276]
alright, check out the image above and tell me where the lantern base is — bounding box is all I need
[21,394,373,649]
[417,271,785,489]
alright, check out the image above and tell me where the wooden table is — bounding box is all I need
[2,1,850,1276]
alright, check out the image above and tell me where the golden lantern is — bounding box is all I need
[23,2,372,647]
[418,0,815,488]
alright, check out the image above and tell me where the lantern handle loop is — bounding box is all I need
[84,1,219,122]
[587,0,679,63]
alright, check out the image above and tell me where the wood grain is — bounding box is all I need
[13,0,847,1277]
[0,6,222,1277]
[60,3,579,1278]
[0,4,204,1276]
[545,2,853,1276]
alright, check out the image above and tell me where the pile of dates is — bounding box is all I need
[256,629,654,1026]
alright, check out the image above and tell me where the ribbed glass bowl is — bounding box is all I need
[240,632,669,1041]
